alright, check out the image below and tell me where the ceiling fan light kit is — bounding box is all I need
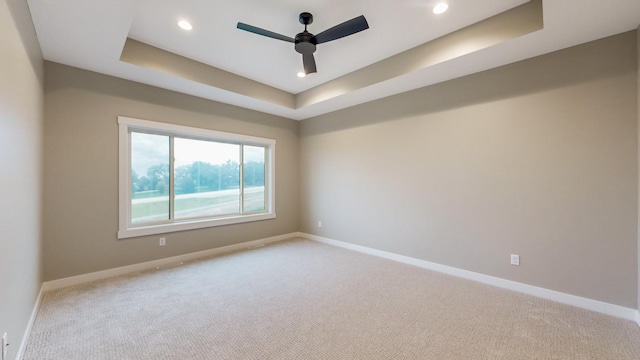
[237,12,369,75]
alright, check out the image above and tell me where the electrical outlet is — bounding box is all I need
[317,221,322,228]
[511,254,520,266]
[2,332,8,360]
[159,237,166,246]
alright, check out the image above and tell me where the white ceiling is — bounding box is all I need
[27,0,640,120]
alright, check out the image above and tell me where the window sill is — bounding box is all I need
[117,212,276,239]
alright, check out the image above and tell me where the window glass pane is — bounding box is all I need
[243,145,266,212]
[130,132,170,224]
[174,138,240,219]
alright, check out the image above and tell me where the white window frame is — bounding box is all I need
[118,116,276,239]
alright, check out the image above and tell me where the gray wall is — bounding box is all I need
[0,0,43,358]
[637,25,640,312]
[300,32,638,308]
[43,62,299,281]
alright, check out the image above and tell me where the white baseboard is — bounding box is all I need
[42,233,296,292]
[15,286,43,360]
[300,232,637,322]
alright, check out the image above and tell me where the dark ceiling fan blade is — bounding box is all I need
[314,15,369,44]
[237,22,295,43]
[303,53,317,74]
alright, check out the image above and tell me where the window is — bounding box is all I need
[118,116,275,239]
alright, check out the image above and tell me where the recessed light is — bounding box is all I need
[433,2,449,14]
[297,72,306,78]
[178,20,193,31]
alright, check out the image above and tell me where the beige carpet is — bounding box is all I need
[23,238,640,359]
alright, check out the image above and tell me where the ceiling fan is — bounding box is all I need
[237,12,369,75]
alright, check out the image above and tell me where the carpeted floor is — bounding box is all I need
[23,238,640,359]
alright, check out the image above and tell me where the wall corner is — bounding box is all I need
[636,24,640,313]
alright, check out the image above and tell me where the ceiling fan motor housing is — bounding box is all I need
[295,32,317,54]
[295,12,316,54]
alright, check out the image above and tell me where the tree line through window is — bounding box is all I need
[130,132,266,225]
